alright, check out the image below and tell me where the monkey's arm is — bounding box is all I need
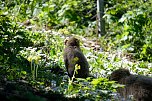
[63,52,73,77]
[63,53,69,73]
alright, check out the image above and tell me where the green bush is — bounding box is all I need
[104,0,152,62]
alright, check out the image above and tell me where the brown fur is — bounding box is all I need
[63,37,89,78]
[110,68,152,101]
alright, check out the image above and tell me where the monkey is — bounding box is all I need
[109,68,152,101]
[63,37,89,79]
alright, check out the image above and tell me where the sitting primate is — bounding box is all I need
[110,68,152,101]
[63,37,89,78]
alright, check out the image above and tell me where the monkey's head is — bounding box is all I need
[65,37,80,47]
[110,69,131,81]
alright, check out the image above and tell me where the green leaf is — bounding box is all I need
[21,71,27,75]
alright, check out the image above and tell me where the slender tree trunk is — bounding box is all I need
[97,0,105,37]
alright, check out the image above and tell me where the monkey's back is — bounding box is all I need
[64,46,89,78]
[119,75,152,101]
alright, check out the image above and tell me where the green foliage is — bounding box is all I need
[0,0,152,100]
[61,77,122,100]
[3,0,96,35]
[104,0,152,62]
[0,14,33,80]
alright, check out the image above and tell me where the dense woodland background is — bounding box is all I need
[0,0,152,100]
